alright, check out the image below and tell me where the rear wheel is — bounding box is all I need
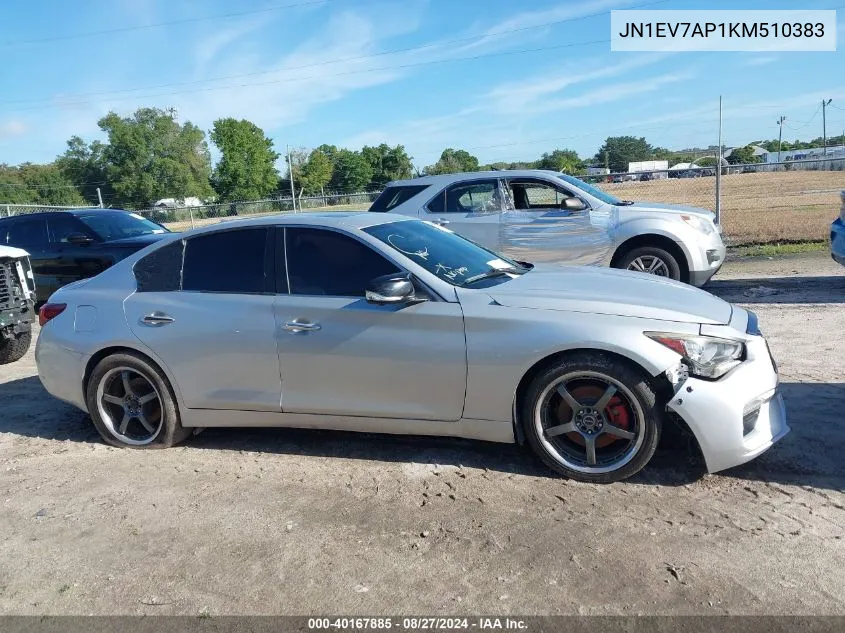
[521,353,662,483]
[86,352,190,448]
[616,246,681,281]
[0,330,31,365]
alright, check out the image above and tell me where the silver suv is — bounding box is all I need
[370,170,726,286]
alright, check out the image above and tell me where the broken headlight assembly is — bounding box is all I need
[646,333,745,379]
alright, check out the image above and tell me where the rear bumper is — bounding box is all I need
[667,336,789,473]
[831,218,845,266]
[35,331,89,412]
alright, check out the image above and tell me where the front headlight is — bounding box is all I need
[646,332,745,379]
[680,214,716,236]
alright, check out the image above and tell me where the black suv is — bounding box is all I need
[0,209,171,303]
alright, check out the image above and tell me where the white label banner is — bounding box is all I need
[611,10,837,51]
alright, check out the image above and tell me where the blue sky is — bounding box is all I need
[1,0,843,171]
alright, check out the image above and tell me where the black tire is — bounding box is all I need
[616,246,682,281]
[520,352,662,483]
[85,351,191,449]
[0,330,32,365]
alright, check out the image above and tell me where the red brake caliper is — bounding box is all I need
[598,396,631,447]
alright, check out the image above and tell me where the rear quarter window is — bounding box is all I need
[134,240,184,292]
[369,185,430,213]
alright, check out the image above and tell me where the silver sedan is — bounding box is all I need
[35,213,787,483]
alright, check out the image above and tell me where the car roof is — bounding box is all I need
[386,169,565,188]
[175,211,415,238]
[0,208,129,222]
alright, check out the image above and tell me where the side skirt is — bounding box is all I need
[179,409,516,444]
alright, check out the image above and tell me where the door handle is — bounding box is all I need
[142,312,175,326]
[433,218,450,226]
[283,319,321,333]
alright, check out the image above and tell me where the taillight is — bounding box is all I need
[38,303,67,326]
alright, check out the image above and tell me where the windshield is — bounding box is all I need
[363,220,525,287]
[77,212,168,240]
[557,174,622,206]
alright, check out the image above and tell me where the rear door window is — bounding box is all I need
[369,185,430,213]
[426,180,502,214]
[3,217,48,249]
[182,228,271,294]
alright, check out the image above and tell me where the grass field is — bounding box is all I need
[601,170,843,245]
[162,171,844,245]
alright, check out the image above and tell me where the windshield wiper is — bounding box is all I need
[461,267,522,286]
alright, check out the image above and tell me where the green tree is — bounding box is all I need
[330,149,373,193]
[536,149,582,173]
[361,144,413,189]
[55,136,112,206]
[0,163,86,206]
[726,145,761,165]
[298,149,334,195]
[594,136,654,173]
[424,148,479,175]
[210,118,279,201]
[98,107,214,208]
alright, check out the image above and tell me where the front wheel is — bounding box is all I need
[521,353,662,483]
[0,330,31,365]
[616,246,682,281]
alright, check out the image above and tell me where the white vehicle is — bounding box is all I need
[370,170,726,287]
[0,245,36,364]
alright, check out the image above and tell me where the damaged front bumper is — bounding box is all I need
[665,332,790,474]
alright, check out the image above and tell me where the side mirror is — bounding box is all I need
[562,198,587,211]
[365,273,418,305]
[67,233,94,245]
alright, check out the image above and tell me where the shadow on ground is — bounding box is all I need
[1,377,842,491]
[706,275,845,304]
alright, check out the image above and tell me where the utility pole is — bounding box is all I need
[776,116,786,163]
[96,187,104,208]
[822,99,833,154]
[715,95,722,226]
[286,145,297,212]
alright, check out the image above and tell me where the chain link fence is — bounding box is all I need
[2,159,842,245]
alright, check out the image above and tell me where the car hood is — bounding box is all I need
[0,245,30,259]
[486,265,732,325]
[621,201,715,220]
[107,233,170,247]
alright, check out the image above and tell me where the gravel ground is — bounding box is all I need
[0,251,843,616]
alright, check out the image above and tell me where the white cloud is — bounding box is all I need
[194,16,272,71]
[743,55,778,67]
[0,120,27,139]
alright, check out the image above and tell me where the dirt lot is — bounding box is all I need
[0,252,843,616]
[602,170,844,244]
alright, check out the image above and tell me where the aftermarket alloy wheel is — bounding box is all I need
[521,353,662,483]
[86,352,191,448]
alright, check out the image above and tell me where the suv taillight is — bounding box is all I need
[38,303,66,326]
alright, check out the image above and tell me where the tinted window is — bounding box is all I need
[426,180,502,214]
[3,218,48,248]
[286,228,399,296]
[48,214,93,243]
[134,240,184,292]
[369,185,429,213]
[182,228,269,294]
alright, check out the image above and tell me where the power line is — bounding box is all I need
[0,0,674,107]
[784,103,823,130]
[0,39,615,113]
[0,0,341,47]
